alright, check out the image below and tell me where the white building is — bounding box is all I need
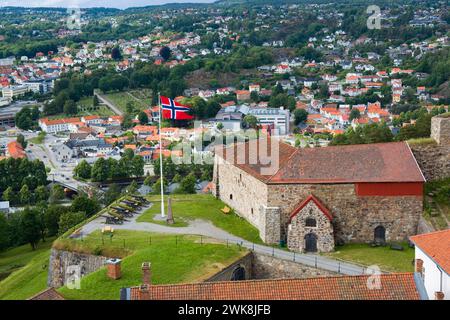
[0,201,10,216]
[247,107,290,135]
[39,118,81,134]
[410,229,450,300]
[1,85,30,99]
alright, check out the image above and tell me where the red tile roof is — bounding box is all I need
[410,229,450,275]
[29,288,65,300]
[290,194,333,221]
[130,273,420,300]
[7,141,26,159]
[218,139,425,184]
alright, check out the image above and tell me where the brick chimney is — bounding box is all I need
[142,262,151,285]
[106,258,122,280]
[434,291,445,300]
[415,259,423,274]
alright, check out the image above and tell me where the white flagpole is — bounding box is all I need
[158,92,165,218]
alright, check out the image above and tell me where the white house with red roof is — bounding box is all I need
[410,229,450,300]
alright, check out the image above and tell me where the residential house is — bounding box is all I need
[410,230,450,300]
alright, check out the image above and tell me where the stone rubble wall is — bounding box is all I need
[205,252,253,282]
[268,184,422,245]
[48,248,108,288]
[215,159,269,234]
[410,144,450,181]
[287,200,334,253]
[251,252,337,279]
[431,115,450,146]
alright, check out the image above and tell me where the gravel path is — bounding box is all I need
[80,203,369,276]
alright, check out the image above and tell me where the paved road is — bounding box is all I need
[80,203,368,276]
[27,132,93,192]
[94,91,123,116]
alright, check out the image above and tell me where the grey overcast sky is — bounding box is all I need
[0,0,215,9]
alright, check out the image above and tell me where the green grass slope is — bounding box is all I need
[138,194,263,244]
[57,231,247,300]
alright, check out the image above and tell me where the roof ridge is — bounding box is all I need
[266,143,299,183]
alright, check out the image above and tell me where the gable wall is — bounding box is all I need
[216,160,268,234]
[288,200,335,253]
[267,183,422,244]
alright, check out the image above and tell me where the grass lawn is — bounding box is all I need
[46,101,115,120]
[28,132,46,144]
[137,194,263,244]
[57,230,247,300]
[0,238,56,300]
[326,242,415,272]
[103,90,152,114]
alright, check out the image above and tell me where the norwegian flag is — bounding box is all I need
[160,96,194,120]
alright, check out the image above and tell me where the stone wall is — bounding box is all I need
[267,184,422,244]
[215,158,268,233]
[48,248,108,288]
[252,252,337,279]
[205,252,253,282]
[260,206,281,244]
[410,143,450,181]
[287,200,334,253]
[431,115,450,146]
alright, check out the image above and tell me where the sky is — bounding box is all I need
[0,0,216,9]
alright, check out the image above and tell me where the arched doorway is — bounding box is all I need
[304,233,318,253]
[230,266,246,281]
[374,226,386,243]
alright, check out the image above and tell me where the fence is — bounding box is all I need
[58,233,379,276]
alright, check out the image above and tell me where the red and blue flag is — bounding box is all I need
[160,96,194,120]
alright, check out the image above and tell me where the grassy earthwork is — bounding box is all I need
[56,230,247,300]
[137,194,263,244]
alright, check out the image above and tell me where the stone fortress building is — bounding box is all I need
[213,114,450,253]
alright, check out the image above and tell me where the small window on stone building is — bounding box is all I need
[305,217,317,227]
[230,194,233,200]
[251,208,254,215]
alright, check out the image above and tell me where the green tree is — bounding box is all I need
[44,205,67,237]
[126,181,139,194]
[243,115,258,129]
[63,99,77,115]
[103,183,122,205]
[35,185,49,202]
[138,111,149,125]
[175,173,196,194]
[20,208,41,250]
[74,160,92,179]
[93,95,99,107]
[349,109,361,121]
[17,134,27,149]
[58,211,86,235]
[91,158,109,182]
[172,173,182,183]
[131,155,145,177]
[0,214,9,251]
[49,184,65,203]
[71,195,100,217]
[111,46,122,60]
[293,109,308,125]
[151,178,168,195]
[160,46,171,61]
[19,184,32,205]
[2,186,17,205]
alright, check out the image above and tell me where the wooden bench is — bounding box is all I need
[221,206,231,214]
[102,226,114,233]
